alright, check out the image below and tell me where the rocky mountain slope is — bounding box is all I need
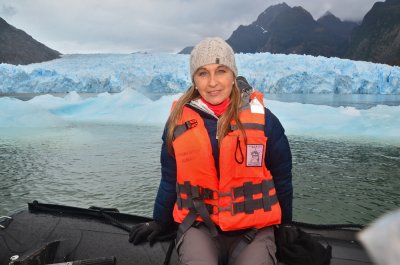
[180,1,400,66]
[347,0,400,66]
[0,17,61,65]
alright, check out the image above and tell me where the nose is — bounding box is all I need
[209,73,217,87]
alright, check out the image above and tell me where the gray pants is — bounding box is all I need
[176,225,277,265]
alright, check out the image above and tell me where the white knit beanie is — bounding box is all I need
[190,37,238,78]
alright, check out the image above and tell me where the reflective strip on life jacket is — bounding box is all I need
[230,123,265,132]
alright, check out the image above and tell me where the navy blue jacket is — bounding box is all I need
[153,106,293,226]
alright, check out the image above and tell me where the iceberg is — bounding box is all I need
[0,90,398,145]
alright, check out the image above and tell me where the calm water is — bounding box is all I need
[0,124,163,216]
[1,123,399,225]
[1,93,400,224]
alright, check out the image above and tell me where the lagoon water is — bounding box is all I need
[1,93,399,225]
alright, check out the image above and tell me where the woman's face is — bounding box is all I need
[193,64,235,105]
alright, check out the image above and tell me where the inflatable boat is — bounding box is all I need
[0,201,373,265]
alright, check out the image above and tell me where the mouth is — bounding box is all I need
[208,90,221,96]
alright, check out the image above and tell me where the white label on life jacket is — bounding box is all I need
[246,144,263,167]
[250,98,264,114]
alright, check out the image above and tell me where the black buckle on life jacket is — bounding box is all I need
[173,119,199,140]
[184,119,198,129]
[213,204,235,216]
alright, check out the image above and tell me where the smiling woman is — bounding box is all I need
[128,37,293,265]
[194,64,234,105]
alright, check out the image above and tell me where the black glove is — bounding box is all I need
[275,225,332,265]
[128,221,169,245]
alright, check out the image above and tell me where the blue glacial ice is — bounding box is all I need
[0,90,399,145]
[0,53,399,94]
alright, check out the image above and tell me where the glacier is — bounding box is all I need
[0,53,399,94]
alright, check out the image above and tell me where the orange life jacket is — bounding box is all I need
[172,91,282,231]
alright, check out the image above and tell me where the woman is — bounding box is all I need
[129,37,293,265]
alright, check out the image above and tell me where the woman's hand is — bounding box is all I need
[128,221,169,245]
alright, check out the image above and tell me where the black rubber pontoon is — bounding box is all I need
[0,201,373,265]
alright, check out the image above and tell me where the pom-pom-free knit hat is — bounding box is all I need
[190,37,238,78]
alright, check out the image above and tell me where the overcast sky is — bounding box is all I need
[0,0,383,54]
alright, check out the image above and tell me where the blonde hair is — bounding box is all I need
[166,82,246,155]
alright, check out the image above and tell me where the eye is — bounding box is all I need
[217,68,227,74]
[197,71,208,77]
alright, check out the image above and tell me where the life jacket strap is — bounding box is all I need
[177,193,278,216]
[176,182,215,200]
[227,228,258,265]
[176,199,218,246]
[177,195,278,216]
[176,180,278,214]
[176,197,214,214]
[173,119,198,140]
[232,196,278,214]
[232,180,275,199]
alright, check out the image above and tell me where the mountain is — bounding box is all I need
[254,5,351,57]
[317,12,358,38]
[226,3,358,58]
[178,46,194,54]
[179,3,357,58]
[226,3,291,53]
[347,0,400,66]
[0,17,61,65]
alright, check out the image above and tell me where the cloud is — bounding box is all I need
[284,0,382,21]
[2,0,384,54]
[0,4,17,18]
[4,0,270,53]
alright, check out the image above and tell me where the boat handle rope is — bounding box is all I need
[291,221,365,230]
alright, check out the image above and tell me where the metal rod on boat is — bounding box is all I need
[46,256,116,265]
